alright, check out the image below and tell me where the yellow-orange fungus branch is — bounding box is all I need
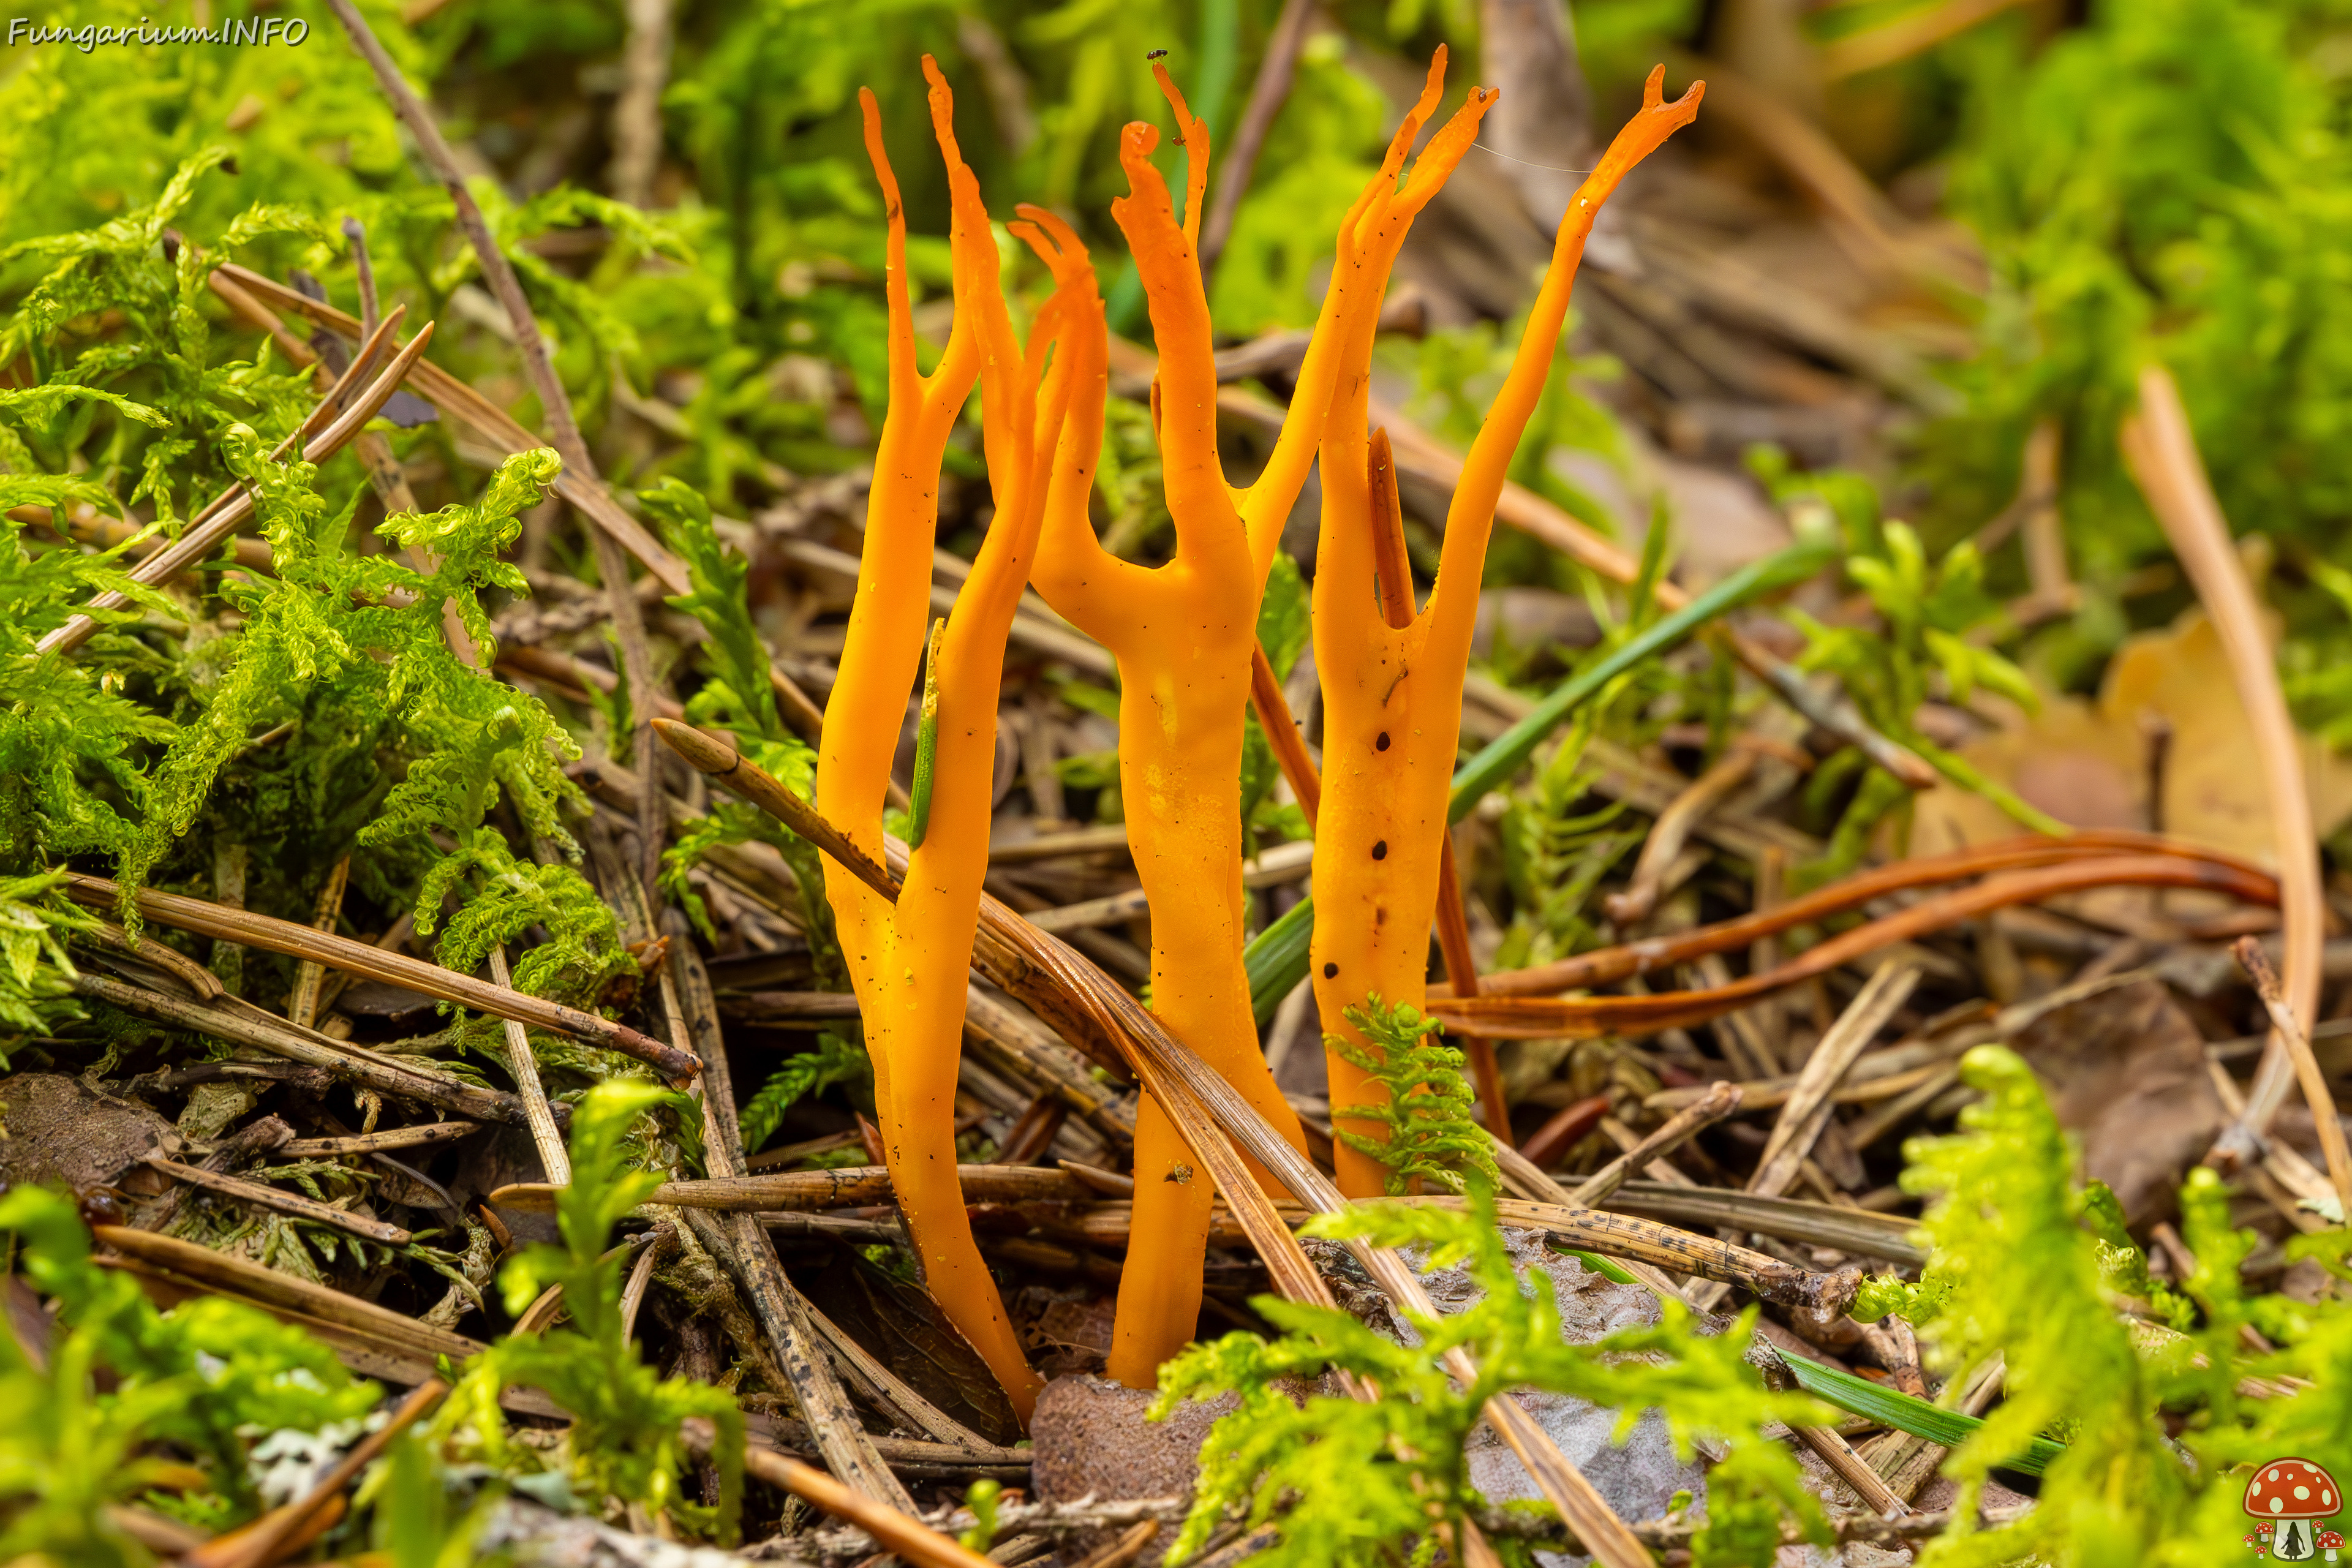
[1023,53,1481,1387]
[818,60,1088,1422]
[1311,66,1702,1198]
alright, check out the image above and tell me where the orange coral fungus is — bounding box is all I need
[1028,51,1493,1387]
[1311,67,1702,1198]
[816,61,1097,1423]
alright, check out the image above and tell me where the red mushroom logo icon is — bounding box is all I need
[2245,1459,2342,1561]
[2318,1529,2342,1561]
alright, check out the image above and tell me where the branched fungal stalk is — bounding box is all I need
[1311,67,1702,1198]
[816,61,1092,1422]
[1027,56,1480,1385]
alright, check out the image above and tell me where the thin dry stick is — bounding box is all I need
[488,944,571,1184]
[1750,960,1920,1192]
[208,266,692,599]
[36,316,431,657]
[608,0,674,206]
[669,922,747,1174]
[325,0,665,899]
[1430,855,2274,1039]
[2121,365,2325,1162]
[489,1163,1085,1212]
[280,1121,480,1158]
[801,1298,1021,1458]
[1566,1080,1741,1205]
[1795,1422,1910,1519]
[617,1226,670,1346]
[1463,829,2267,998]
[1068,1520,1161,1568]
[676,1207,915,1512]
[1197,0,1318,279]
[142,1153,413,1246]
[285,856,350,1030]
[1687,961,1917,1311]
[1601,1182,1924,1265]
[685,1420,996,1568]
[72,971,533,1126]
[64,875,699,1077]
[659,723,1657,1568]
[184,1378,449,1568]
[1420,1197,1859,1313]
[1603,750,1756,926]
[2234,938,2352,1219]
[96,1225,487,1365]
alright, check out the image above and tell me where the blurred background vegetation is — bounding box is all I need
[12,0,2352,856]
[15,0,2352,710]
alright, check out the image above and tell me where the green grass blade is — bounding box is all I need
[1446,539,1834,823]
[1778,1352,2066,1476]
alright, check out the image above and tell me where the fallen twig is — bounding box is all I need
[141,1152,412,1246]
[1427,855,2277,1038]
[2123,364,2328,1167]
[62,875,699,1077]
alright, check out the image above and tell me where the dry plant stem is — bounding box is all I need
[608,0,674,206]
[1249,642,1324,818]
[1795,1423,1910,1518]
[99,1220,482,1355]
[1687,961,1917,1311]
[1602,1182,1924,1264]
[803,1302,1022,1458]
[1403,1197,1857,1312]
[325,0,667,897]
[1604,750,1756,926]
[142,1153,412,1246]
[36,314,429,658]
[675,1207,915,1512]
[660,729,1655,1568]
[1750,961,1917,1194]
[1033,57,1449,1383]
[1197,0,1317,276]
[1566,1080,1741,1205]
[208,266,690,602]
[1434,834,1510,1140]
[670,922,748,1174]
[1312,67,1699,1197]
[812,64,1079,1421]
[280,1121,480,1157]
[285,856,350,1030]
[684,1420,995,1568]
[492,1164,1090,1212]
[1818,0,2030,80]
[72,971,535,1126]
[1069,1520,1161,1568]
[488,944,571,1184]
[1429,854,2277,1038]
[1463,829,2266,997]
[2234,938,2352,1219]
[184,1377,448,1568]
[2120,365,2326,1156]
[63,875,699,1077]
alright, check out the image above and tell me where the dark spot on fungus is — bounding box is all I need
[1376,732,1390,751]
[1371,840,1388,860]
[1323,962,1339,979]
